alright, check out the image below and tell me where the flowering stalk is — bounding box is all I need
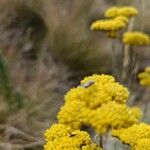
[111,39,119,80]
[122,17,135,84]
[142,88,150,121]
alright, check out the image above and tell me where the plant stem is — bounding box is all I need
[122,17,135,84]
[142,89,150,121]
[99,135,103,149]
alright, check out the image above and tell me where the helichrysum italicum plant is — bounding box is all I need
[44,123,102,150]
[44,74,144,149]
[44,3,150,150]
[104,6,138,18]
[138,66,150,87]
[123,31,150,46]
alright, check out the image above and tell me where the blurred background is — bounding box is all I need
[0,0,150,149]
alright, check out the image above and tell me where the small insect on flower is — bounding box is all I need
[80,81,95,88]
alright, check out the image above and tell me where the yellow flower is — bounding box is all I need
[65,74,129,109]
[44,124,102,150]
[91,19,126,31]
[104,16,128,38]
[57,100,91,129]
[133,138,150,150]
[138,66,150,87]
[123,31,150,46]
[130,107,143,119]
[105,6,138,18]
[145,66,150,73]
[58,74,130,131]
[90,102,141,134]
[112,123,150,147]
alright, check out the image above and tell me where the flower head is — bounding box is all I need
[90,102,141,134]
[91,19,126,31]
[66,74,129,109]
[133,138,150,150]
[112,123,150,147]
[57,74,135,132]
[123,31,150,46]
[44,124,102,150]
[105,6,138,18]
[138,66,150,87]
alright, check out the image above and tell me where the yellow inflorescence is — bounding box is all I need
[105,6,138,18]
[91,19,126,31]
[90,102,141,133]
[44,124,102,150]
[80,74,129,106]
[138,66,150,87]
[133,138,150,150]
[123,31,150,46]
[112,123,150,148]
[57,100,91,129]
[57,74,142,133]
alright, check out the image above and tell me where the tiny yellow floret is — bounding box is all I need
[123,31,150,46]
[105,6,138,18]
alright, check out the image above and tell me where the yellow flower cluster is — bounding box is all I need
[80,74,129,106]
[133,138,150,150]
[90,19,126,31]
[44,124,102,150]
[105,6,138,18]
[123,31,150,46]
[104,16,128,38]
[112,123,150,149]
[57,100,91,129]
[57,74,141,133]
[91,6,138,38]
[138,66,150,87]
[90,102,141,133]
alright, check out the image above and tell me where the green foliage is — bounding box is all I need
[0,53,24,109]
